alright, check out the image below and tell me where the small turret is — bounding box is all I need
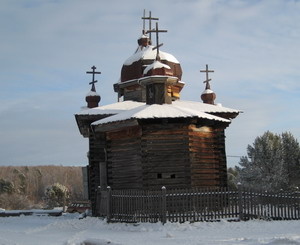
[85,66,101,108]
[137,34,151,47]
[200,64,216,105]
[85,86,101,108]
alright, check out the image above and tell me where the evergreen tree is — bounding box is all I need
[0,178,15,194]
[44,183,70,209]
[281,132,300,187]
[237,131,300,190]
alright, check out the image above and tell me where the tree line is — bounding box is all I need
[0,165,84,210]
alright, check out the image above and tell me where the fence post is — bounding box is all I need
[161,186,167,224]
[96,186,101,216]
[237,182,244,221]
[296,187,300,219]
[106,186,111,223]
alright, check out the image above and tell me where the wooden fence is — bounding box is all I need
[97,186,300,223]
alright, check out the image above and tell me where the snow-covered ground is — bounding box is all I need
[0,214,299,245]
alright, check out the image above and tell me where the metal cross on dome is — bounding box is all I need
[147,22,167,60]
[86,66,101,91]
[200,64,214,90]
[141,10,159,40]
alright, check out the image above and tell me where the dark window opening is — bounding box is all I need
[170,174,176,179]
[157,173,162,179]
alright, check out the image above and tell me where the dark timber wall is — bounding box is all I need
[86,119,229,217]
[88,133,106,214]
[106,126,143,189]
[141,122,190,189]
[101,119,228,191]
[188,125,227,187]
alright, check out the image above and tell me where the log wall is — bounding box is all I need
[88,133,106,214]
[141,123,190,189]
[188,124,227,187]
[106,126,143,189]
[93,119,228,195]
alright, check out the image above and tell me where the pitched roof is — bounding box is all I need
[76,100,240,128]
[91,104,231,127]
[76,101,144,116]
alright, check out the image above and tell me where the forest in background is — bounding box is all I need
[0,165,84,210]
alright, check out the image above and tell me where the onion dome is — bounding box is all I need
[200,64,216,105]
[86,85,101,108]
[116,20,185,102]
[137,34,151,47]
[201,87,216,105]
[120,39,182,83]
[85,66,101,108]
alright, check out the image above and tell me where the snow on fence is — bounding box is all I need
[97,186,300,223]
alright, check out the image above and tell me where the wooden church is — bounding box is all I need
[75,12,239,215]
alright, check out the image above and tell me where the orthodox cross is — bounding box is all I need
[86,66,101,91]
[200,64,214,90]
[141,9,159,40]
[147,22,167,60]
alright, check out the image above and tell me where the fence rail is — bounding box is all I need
[97,186,300,223]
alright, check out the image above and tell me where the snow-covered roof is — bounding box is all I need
[92,105,228,125]
[123,45,180,66]
[202,89,215,95]
[77,100,239,117]
[172,100,239,114]
[117,75,183,88]
[139,34,149,39]
[76,100,240,130]
[143,60,171,74]
[76,101,144,116]
[86,91,100,97]
[90,101,241,127]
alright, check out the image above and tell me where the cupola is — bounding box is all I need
[120,38,182,83]
[114,13,184,103]
[200,64,216,105]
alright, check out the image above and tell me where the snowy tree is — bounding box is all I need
[227,167,239,190]
[281,132,300,187]
[237,131,300,191]
[44,183,70,209]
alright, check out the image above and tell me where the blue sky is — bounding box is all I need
[1,0,300,167]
